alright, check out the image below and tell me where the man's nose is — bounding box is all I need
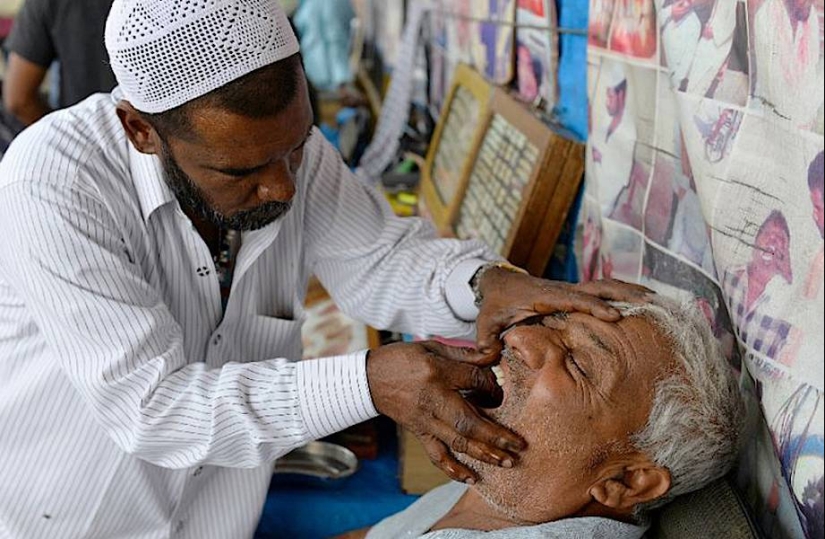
[502,325,565,370]
[257,161,296,202]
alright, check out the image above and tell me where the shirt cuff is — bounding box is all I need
[296,351,379,441]
[445,258,488,322]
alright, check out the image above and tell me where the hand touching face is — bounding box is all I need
[463,311,676,525]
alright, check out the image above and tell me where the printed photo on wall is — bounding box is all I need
[644,84,716,275]
[515,0,559,108]
[771,383,824,539]
[608,142,653,230]
[589,0,615,49]
[748,0,825,132]
[720,209,797,362]
[587,56,657,216]
[477,0,518,84]
[578,199,605,282]
[590,0,657,59]
[598,221,645,281]
[710,115,822,380]
[658,0,750,105]
[677,94,745,210]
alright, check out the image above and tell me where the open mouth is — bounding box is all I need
[461,357,507,410]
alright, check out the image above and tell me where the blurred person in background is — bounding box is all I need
[2,0,116,126]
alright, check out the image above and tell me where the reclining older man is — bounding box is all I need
[340,294,746,538]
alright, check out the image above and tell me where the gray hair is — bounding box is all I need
[612,295,745,516]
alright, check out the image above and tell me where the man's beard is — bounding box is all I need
[159,140,292,231]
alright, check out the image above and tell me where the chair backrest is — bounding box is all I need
[647,474,764,539]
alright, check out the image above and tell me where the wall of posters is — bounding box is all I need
[583,0,824,537]
[424,0,560,118]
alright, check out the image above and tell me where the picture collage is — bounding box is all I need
[582,1,824,537]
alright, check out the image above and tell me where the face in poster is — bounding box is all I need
[711,115,822,379]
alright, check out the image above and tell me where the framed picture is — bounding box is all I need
[420,63,493,232]
[453,89,585,275]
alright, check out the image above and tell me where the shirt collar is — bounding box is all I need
[129,143,177,224]
[112,86,177,223]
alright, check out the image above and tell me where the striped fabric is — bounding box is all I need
[0,90,493,539]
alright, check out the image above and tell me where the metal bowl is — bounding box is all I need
[273,441,359,480]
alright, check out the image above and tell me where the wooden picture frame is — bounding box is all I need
[420,63,492,232]
[453,89,585,276]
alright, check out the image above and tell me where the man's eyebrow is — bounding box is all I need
[587,330,615,354]
[213,163,268,176]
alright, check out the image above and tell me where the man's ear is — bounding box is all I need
[115,101,161,155]
[588,457,671,512]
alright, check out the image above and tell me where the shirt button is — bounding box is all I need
[175,520,184,533]
[213,334,222,345]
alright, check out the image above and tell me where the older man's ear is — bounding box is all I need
[588,456,671,514]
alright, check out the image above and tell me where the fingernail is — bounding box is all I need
[465,477,476,485]
[501,458,513,468]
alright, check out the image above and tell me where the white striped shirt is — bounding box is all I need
[0,91,493,539]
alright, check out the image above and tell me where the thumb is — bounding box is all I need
[423,340,494,366]
[440,361,501,395]
[475,313,509,357]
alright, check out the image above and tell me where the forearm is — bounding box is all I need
[3,91,51,126]
[93,351,376,469]
[303,136,497,336]
[2,52,52,125]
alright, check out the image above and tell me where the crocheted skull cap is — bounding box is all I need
[105,0,300,113]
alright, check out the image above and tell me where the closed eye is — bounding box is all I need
[566,352,588,378]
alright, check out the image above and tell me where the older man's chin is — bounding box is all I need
[453,447,535,526]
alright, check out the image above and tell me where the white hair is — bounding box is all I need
[612,295,745,515]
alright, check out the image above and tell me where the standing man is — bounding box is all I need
[2,0,116,126]
[0,1,645,538]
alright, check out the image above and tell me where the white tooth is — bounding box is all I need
[491,365,504,388]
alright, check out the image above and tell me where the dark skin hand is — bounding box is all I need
[367,340,523,484]
[475,270,654,360]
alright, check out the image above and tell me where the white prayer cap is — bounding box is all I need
[601,59,627,90]
[105,0,300,113]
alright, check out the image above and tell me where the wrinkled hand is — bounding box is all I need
[366,341,525,483]
[476,271,653,358]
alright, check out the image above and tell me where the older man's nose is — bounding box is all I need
[502,325,564,370]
